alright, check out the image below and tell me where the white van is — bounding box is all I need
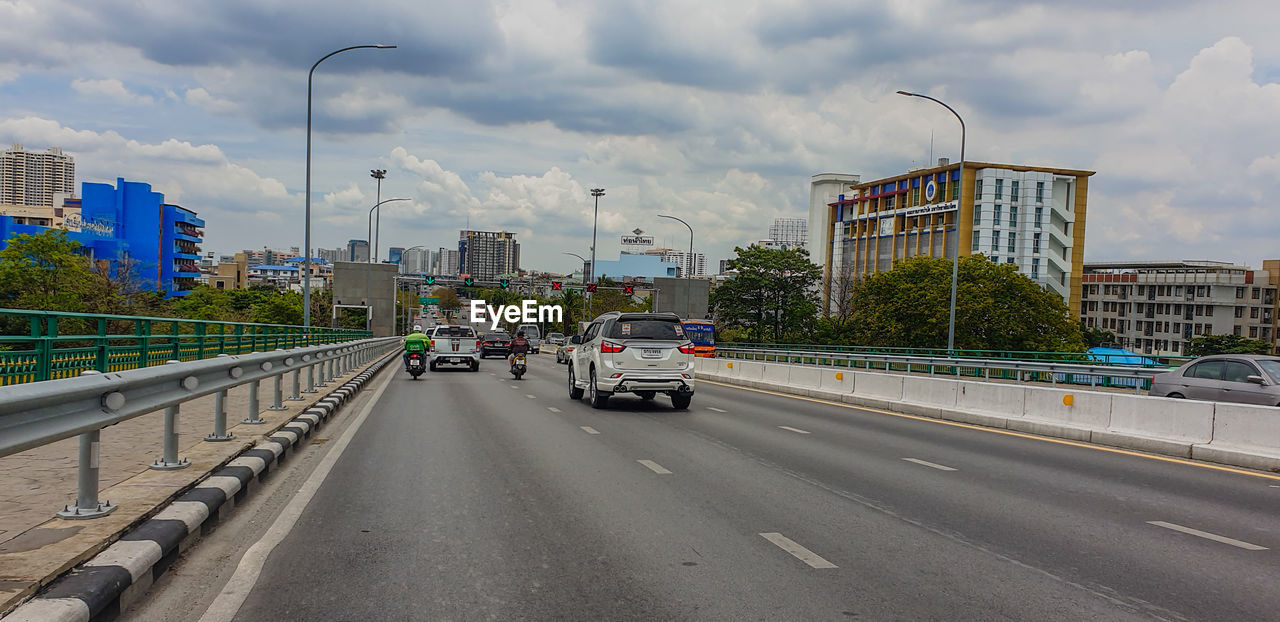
[516,324,542,353]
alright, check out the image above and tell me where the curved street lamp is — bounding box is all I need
[365,197,411,329]
[897,90,966,353]
[658,214,694,319]
[303,44,396,328]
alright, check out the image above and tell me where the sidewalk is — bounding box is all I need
[0,355,390,614]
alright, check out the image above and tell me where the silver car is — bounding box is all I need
[1148,354,1280,406]
[567,312,695,410]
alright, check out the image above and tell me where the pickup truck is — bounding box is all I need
[429,325,480,371]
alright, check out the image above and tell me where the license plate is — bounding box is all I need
[410,360,422,367]
[641,348,662,359]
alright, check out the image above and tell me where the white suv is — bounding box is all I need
[567,312,695,409]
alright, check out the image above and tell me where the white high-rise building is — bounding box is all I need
[401,248,430,274]
[1,144,76,206]
[644,248,706,277]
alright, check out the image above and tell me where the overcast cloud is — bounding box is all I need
[2,0,1279,271]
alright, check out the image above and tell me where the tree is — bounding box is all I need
[1185,334,1274,356]
[0,230,94,311]
[844,255,1085,352]
[1081,320,1117,348]
[709,246,822,343]
[433,287,462,311]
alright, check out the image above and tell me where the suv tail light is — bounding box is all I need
[677,343,695,354]
[428,339,435,351]
[475,340,481,350]
[600,340,626,353]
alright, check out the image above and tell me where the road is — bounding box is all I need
[129,352,1280,621]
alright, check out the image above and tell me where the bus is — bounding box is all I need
[681,319,716,357]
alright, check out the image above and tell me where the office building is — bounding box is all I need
[347,239,369,263]
[0,178,203,297]
[810,161,1094,314]
[1081,260,1279,355]
[768,217,807,249]
[401,247,429,274]
[433,247,460,276]
[642,248,706,277]
[591,254,679,281]
[387,247,405,266]
[1,144,76,207]
[458,230,519,280]
[317,247,341,264]
[243,247,299,266]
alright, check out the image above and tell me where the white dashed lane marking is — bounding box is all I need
[759,532,838,569]
[707,407,727,413]
[902,458,957,472]
[637,460,672,475]
[580,426,600,435]
[547,407,562,413]
[778,426,810,435]
[1147,521,1267,550]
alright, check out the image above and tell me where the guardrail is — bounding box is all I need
[715,346,1170,392]
[718,342,1193,368]
[0,309,372,385]
[0,337,399,519]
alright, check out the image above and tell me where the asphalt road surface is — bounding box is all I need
[140,353,1280,621]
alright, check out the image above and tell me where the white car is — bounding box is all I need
[567,312,695,410]
[429,325,480,371]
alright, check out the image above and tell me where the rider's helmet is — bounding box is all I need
[413,325,423,332]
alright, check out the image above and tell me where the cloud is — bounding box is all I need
[183,87,236,114]
[70,78,153,104]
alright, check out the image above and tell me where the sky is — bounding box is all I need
[2,0,1279,274]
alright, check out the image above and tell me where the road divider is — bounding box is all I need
[694,359,1280,474]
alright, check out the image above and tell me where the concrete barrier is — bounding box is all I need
[852,371,904,401]
[956,381,1025,416]
[899,376,959,418]
[819,370,853,394]
[735,360,764,382]
[788,366,822,388]
[1193,403,1280,471]
[764,362,791,385]
[1098,394,1214,457]
[1013,387,1113,441]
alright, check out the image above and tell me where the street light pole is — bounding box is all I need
[898,90,966,353]
[565,250,588,318]
[303,43,396,328]
[371,169,387,262]
[365,197,411,330]
[658,214,694,319]
[588,188,605,283]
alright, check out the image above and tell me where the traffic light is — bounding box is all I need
[551,281,562,290]
[623,284,635,295]
[499,278,510,289]
[424,276,436,286]
[464,277,475,287]
[586,284,597,293]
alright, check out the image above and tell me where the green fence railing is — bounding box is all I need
[0,309,372,385]
[717,342,1194,368]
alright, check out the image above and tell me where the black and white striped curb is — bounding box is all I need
[2,351,397,622]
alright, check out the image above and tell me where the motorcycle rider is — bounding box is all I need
[403,324,429,371]
[509,329,530,370]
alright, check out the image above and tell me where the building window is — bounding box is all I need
[993,204,1002,225]
[1036,181,1045,203]
[1252,307,1260,319]
[991,255,999,263]
[1236,287,1245,298]
[1253,287,1260,299]
[1009,205,1018,227]
[913,187,920,205]
[1007,257,1015,265]
[991,231,1000,252]
[1008,232,1016,253]
[1138,285,1146,295]
[1250,326,1258,338]
[1205,306,1213,317]
[1235,306,1244,318]
[1235,326,1243,336]
[1031,258,1040,279]
[1011,180,1019,202]
[973,207,981,226]
[971,238,980,252]
[1034,207,1043,228]
[976,179,983,199]
[995,179,1004,200]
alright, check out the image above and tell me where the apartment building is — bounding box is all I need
[1,144,75,206]
[1081,260,1279,355]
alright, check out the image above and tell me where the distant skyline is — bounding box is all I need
[2,1,1279,272]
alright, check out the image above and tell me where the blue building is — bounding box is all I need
[590,254,679,281]
[0,178,204,297]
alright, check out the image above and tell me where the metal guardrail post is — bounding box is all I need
[206,390,233,441]
[57,371,117,519]
[150,405,190,470]
[288,368,302,401]
[243,378,265,424]
[268,373,287,410]
[303,355,317,393]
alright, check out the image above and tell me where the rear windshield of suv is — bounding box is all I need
[604,318,683,340]
[433,326,476,338]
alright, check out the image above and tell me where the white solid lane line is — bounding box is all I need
[759,533,838,569]
[707,407,727,413]
[903,458,957,472]
[510,385,519,389]
[1147,521,1268,550]
[580,426,601,435]
[778,425,810,435]
[547,407,562,413]
[637,459,673,475]
[526,394,536,399]
[198,357,396,622]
